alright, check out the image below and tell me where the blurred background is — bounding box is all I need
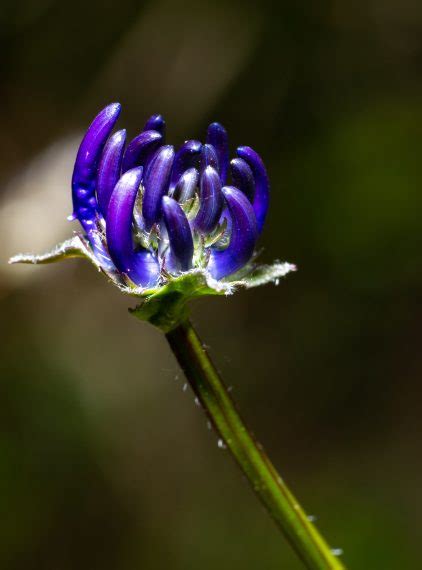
[1,1,421,568]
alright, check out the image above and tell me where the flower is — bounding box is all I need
[10,104,295,330]
[69,103,266,285]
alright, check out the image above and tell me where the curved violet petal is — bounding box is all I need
[121,130,162,173]
[142,145,175,231]
[144,114,166,137]
[71,103,121,268]
[236,146,269,234]
[172,167,199,203]
[97,129,126,217]
[207,186,258,280]
[230,157,255,203]
[106,167,159,286]
[169,140,202,191]
[206,122,229,184]
[71,102,121,228]
[194,166,224,233]
[162,196,194,271]
[200,143,219,174]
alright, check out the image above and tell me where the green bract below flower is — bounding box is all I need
[9,104,295,331]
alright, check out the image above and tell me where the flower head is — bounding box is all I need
[10,104,295,330]
[69,103,267,286]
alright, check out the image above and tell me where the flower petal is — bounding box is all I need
[208,186,258,280]
[194,166,224,233]
[142,145,175,231]
[200,143,219,173]
[106,167,159,286]
[71,103,121,228]
[121,130,162,173]
[236,146,269,234]
[71,103,121,268]
[206,122,229,183]
[169,140,202,191]
[97,129,126,217]
[172,167,199,203]
[144,114,166,137]
[230,157,255,202]
[162,196,194,271]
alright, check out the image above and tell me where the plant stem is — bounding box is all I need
[165,318,346,570]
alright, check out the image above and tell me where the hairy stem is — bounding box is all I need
[165,318,346,570]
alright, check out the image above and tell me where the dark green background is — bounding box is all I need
[1,1,421,568]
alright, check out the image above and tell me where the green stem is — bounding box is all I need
[165,318,346,570]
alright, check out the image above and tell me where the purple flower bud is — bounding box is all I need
[236,146,269,234]
[194,166,224,233]
[172,167,199,203]
[208,186,258,280]
[169,140,202,191]
[142,145,175,231]
[230,157,255,203]
[97,129,126,217]
[71,103,121,269]
[162,196,193,271]
[106,167,159,286]
[200,144,219,173]
[72,103,121,229]
[144,114,166,137]
[206,122,229,184]
[122,130,162,173]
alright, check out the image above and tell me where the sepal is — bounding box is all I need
[10,239,295,331]
[129,261,296,332]
[8,234,124,285]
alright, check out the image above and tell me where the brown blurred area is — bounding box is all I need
[1,1,421,568]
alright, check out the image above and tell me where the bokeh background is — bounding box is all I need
[1,1,421,568]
